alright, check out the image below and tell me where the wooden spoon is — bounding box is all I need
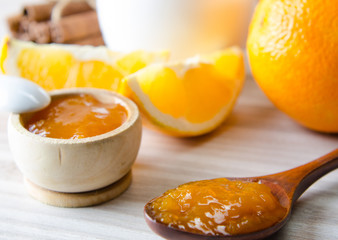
[144,149,338,240]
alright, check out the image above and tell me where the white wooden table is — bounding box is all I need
[0,1,337,239]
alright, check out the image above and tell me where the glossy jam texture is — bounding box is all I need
[25,94,128,139]
[147,178,287,236]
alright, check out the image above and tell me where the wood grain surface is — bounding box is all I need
[0,76,337,240]
[0,1,337,239]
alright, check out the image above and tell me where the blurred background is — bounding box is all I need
[0,0,258,61]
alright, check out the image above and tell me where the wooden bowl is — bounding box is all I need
[8,88,142,194]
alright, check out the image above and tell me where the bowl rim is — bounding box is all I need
[9,87,140,145]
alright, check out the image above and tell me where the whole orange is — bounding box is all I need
[247,0,338,133]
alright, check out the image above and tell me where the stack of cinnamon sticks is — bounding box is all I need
[6,1,104,46]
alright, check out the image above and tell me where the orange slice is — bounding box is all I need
[0,37,168,91]
[120,47,245,137]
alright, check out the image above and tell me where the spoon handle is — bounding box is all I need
[262,149,338,202]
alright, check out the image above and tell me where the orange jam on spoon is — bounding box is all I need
[25,94,128,139]
[146,178,287,236]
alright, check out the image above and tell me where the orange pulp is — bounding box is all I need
[25,94,128,139]
[147,178,287,236]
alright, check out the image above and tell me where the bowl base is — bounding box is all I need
[24,171,132,208]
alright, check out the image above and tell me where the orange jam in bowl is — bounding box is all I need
[146,178,287,236]
[25,93,128,139]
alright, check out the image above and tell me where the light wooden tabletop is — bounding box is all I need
[0,1,337,240]
[1,76,337,239]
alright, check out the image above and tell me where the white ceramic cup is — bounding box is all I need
[97,0,256,60]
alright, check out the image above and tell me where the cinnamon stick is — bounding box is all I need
[16,33,31,41]
[19,17,30,33]
[23,2,55,22]
[6,14,23,36]
[50,11,101,43]
[28,21,51,43]
[7,2,104,47]
[53,1,94,19]
[72,34,105,46]
[23,1,93,22]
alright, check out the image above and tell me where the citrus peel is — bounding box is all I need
[120,47,245,137]
[0,37,168,91]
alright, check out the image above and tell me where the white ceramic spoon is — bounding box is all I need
[0,75,51,113]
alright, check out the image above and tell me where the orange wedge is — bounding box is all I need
[0,37,169,91]
[120,47,245,137]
